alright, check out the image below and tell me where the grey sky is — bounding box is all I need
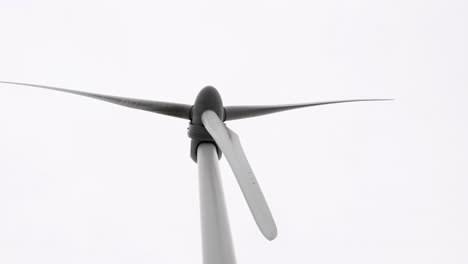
[0,0,467,263]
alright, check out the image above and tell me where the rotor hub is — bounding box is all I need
[188,86,224,162]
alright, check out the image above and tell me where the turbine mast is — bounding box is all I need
[197,143,237,264]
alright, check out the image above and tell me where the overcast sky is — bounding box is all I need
[0,0,467,263]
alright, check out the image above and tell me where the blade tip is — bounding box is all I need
[263,227,278,241]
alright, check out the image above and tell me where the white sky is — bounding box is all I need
[0,0,467,263]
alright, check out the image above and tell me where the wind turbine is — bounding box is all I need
[1,81,390,264]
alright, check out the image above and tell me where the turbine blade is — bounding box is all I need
[224,99,392,121]
[201,110,277,241]
[0,81,192,120]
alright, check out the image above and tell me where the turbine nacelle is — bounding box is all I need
[188,86,225,162]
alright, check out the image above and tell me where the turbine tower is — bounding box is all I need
[1,81,390,264]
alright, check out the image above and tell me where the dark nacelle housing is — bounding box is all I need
[188,86,224,162]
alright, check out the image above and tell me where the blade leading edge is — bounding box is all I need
[0,81,192,119]
[224,99,392,121]
[202,110,277,241]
